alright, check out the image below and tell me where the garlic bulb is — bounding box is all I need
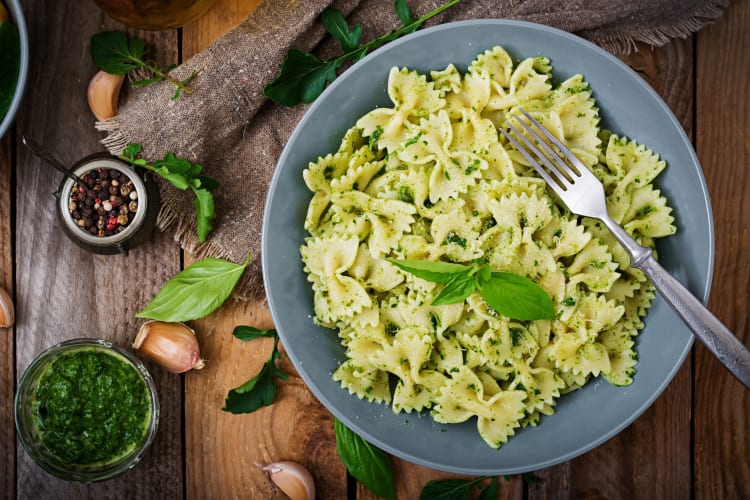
[263,461,315,500]
[133,320,205,373]
[0,286,13,328]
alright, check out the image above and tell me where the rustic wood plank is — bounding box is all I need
[695,0,750,498]
[0,130,16,499]
[14,2,182,497]
[181,2,346,499]
[530,37,694,500]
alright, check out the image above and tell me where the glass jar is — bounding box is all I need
[15,338,160,483]
[56,154,159,255]
[92,0,218,30]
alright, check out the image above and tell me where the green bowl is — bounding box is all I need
[0,0,29,138]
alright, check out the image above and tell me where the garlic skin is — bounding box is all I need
[263,461,315,500]
[87,71,125,121]
[133,320,205,373]
[0,286,13,328]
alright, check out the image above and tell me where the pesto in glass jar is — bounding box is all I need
[31,347,152,467]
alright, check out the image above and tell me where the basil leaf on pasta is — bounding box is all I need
[387,258,468,284]
[431,272,477,306]
[479,272,556,321]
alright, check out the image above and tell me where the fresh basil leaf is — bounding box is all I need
[154,167,190,189]
[387,258,468,284]
[394,0,413,25]
[263,49,342,107]
[320,7,362,51]
[121,143,142,162]
[334,418,396,500]
[419,478,477,500]
[127,36,147,59]
[478,477,500,500]
[479,272,556,321]
[197,175,220,191]
[153,152,193,174]
[234,325,276,341]
[136,254,251,322]
[192,187,216,243]
[222,361,277,414]
[477,263,492,283]
[431,272,476,306]
[90,30,143,75]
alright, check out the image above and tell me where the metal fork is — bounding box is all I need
[499,109,750,389]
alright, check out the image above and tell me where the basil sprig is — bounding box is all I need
[387,259,556,321]
[223,326,288,414]
[263,0,461,107]
[90,30,196,99]
[121,143,219,243]
[334,418,396,500]
[136,253,251,322]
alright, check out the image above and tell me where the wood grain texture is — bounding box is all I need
[0,132,16,499]
[695,0,750,498]
[182,2,346,499]
[529,37,694,500]
[13,2,183,497]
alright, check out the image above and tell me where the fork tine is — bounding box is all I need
[499,125,567,193]
[511,113,581,181]
[518,109,586,175]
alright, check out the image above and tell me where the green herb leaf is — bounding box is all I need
[90,30,144,75]
[264,0,461,107]
[120,144,219,242]
[419,477,488,500]
[90,30,193,98]
[479,272,556,321]
[478,477,500,500]
[334,418,396,500]
[394,0,413,25]
[387,258,468,284]
[431,272,476,306]
[192,187,216,243]
[263,49,342,107]
[136,253,251,322]
[233,325,276,341]
[223,361,279,414]
[321,8,362,51]
[223,329,288,414]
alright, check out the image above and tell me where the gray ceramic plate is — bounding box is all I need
[262,19,713,475]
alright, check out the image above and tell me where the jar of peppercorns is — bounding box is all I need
[56,154,159,255]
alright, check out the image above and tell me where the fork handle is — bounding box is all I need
[604,219,750,389]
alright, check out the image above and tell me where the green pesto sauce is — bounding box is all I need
[32,348,151,467]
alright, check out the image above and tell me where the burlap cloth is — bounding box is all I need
[98,0,728,301]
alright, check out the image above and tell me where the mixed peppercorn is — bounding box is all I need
[68,168,139,237]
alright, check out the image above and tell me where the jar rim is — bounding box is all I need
[58,157,149,247]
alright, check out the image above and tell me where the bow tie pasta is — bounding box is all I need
[300,46,675,449]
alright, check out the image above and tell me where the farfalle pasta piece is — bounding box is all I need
[333,360,392,403]
[357,67,445,152]
[432,366,527,448]
[301,236,371,326]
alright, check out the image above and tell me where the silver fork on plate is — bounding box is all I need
[499,109,750,389]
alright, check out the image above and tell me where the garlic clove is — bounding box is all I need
[263,461,315,500]
[133,320,205,373]
[87,70,125,121]
[0,286,14,328]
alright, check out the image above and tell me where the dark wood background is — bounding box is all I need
[0,0,747,498]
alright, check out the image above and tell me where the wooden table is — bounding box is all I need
[1,0,748,498]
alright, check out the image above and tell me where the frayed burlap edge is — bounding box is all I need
[594,1,727,54]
